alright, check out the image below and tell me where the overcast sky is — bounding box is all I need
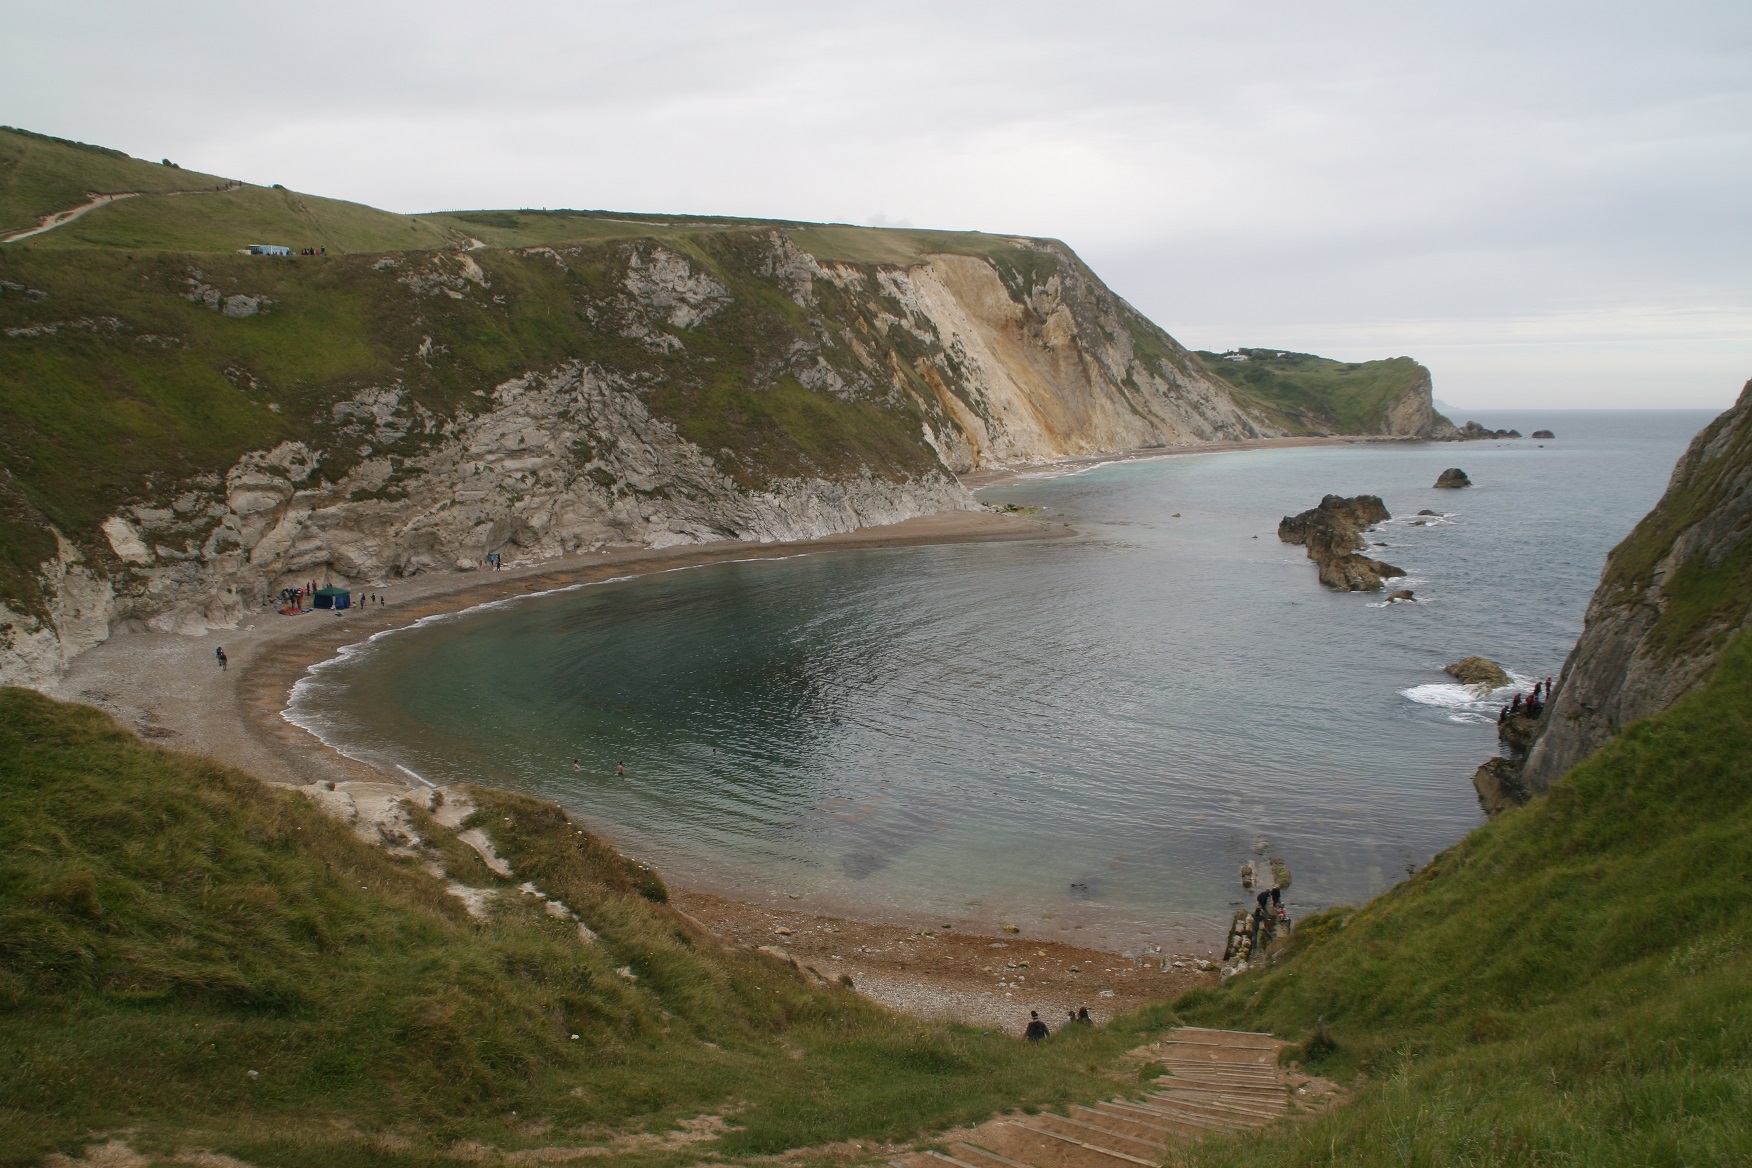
[6,1,1748,408]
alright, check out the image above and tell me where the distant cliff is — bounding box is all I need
[1195,348,1457,439]
[1484,381,1750,804]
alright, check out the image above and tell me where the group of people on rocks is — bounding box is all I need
[1024,1006,1094,1041]
[1499,676,1556,723]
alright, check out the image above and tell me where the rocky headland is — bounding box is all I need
[1470,379,1752,813]
[1278,493,1403,591]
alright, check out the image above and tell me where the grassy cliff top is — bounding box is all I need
[1195,348,1438,436]
[0,126,1029,264]
[0,687,1171,1165]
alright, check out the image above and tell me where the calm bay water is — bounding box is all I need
[288,410,1717,951]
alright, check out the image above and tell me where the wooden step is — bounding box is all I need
[1076,1102,1184,1139]
[948,1142,1036,1168]
[1134,1092,1278,1126]
[975,1123,1150,1168]
[1155,1077,1283,1096]
[1097,1099,1242,1136]
[922,1151,990,1168]
[1149,1091,1284,1123]
[1024,1113,1167,1154]
[1006,1120,1161,1167]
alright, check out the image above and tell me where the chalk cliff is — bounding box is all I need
[1,221,1274,686]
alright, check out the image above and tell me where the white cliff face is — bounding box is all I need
[0,533,115,688]
[77,361,977,645]
[893,251,1268,468]
[3,229,1286,685]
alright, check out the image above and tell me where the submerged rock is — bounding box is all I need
[1388,589,1416,602]
[1445,655,1511,689]
[1434,467,1472,488]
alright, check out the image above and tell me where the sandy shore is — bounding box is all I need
[674,890,1216,1033]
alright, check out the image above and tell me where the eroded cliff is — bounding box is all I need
[1511,380,1752,795]
[0,222,1272,685]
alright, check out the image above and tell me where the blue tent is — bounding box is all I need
[312,586,351,609]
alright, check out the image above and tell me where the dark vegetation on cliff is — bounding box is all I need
[1193,348,1448,436]
[0,687,1171,1166]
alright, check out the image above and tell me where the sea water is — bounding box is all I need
[287,410,1717,951]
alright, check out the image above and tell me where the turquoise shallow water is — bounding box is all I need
[288,410,1717,951]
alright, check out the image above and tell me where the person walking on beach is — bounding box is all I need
[1024,1011,1050,1042]
[215,646,227,671]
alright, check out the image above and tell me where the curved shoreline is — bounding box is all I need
[47,436,1374,1020]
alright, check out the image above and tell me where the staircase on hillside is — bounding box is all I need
[891,1027,1288,1168]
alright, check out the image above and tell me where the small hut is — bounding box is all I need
[312,586,351,610]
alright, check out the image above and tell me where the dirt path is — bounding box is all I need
[2,181,246,243]
[2,191,140,242]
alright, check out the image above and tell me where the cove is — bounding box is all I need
[288,410,1715,952]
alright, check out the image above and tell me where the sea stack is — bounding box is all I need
[1278,494,1402,591]
[1532,429,1555,439]
[1434,467,1471,488]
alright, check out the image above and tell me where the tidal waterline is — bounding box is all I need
[289,411,1716,951]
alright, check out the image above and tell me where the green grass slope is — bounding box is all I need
[0,688,1171,1167]
[1194,348,1442,436]
[1168,626,1752,1166]
[0,126,457,253]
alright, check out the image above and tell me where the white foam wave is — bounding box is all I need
[1401,670,1539,717]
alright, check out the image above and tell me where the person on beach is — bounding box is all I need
[1067,1010,1079,1028]
[1256,889,1270,911]
[1024,1011,1050,1041]
[215,646,227,671]
[1270,886,1282,908]
[1076,1007,1093,1026]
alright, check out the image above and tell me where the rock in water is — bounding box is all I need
[1279,494,1398,590]
[1531,429,1555,439]
[1388,589,1416,602]
[1445,656,1511,689]
[1434,467,1472,488]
